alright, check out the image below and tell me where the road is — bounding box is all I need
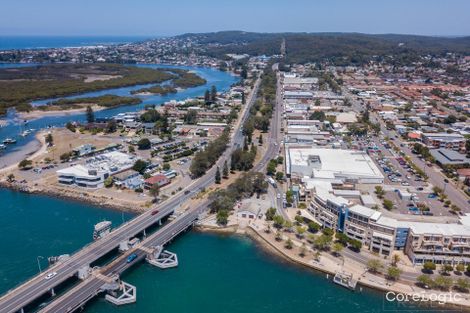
[345,88,469,211]
[0,76,263,313]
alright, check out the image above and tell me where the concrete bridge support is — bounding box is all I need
[105,281,136,306]
[146,246,178,269]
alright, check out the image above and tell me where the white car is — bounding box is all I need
[277,193,281,199]
[45,272,57,280]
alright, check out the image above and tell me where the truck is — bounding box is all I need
[267,177,277,188]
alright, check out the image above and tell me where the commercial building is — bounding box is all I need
[429,148,470,166]
[309,187,470,263]
[286,148,384,184]
[422,133,466,150]
[405,222,470,265]
[57,151,136,188]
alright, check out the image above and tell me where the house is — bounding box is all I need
[113,169,143,190]
[73,144,95,157]
[144,174,170,189]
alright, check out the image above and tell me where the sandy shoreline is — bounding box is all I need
[0,132,46,172]
[18,105,105,121]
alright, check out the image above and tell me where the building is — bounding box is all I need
[405,222,470,265]
[73,144,95,157]
[113,169,143,190]
[57,165,108,188]
[422,133,466,150]
[56,151,136,188]
[429,149,470,166]
[144,174,170,189]
[309,188,470,263]
[286,148,384,184]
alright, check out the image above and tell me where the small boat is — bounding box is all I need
[333,272,357,290]
[20,130,31,137]
[0,144,6,150]
[2,138,17,144]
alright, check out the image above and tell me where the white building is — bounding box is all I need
[286,148,384,184]
[57,151,136,188]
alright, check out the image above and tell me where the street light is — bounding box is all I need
[37,256,44,274]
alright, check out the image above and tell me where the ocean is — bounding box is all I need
[0,36,153,50]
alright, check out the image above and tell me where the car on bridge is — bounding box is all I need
[44,272,57,280]
[126,253,138,263]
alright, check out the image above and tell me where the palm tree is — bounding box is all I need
[391,254,401,266]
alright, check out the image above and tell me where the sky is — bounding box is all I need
[1,0,469,37]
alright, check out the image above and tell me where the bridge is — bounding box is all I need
[0,75,268,313]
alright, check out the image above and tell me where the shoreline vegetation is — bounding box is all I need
[42,94,142,111]
[131,71,207,95]
[0,64,207,116]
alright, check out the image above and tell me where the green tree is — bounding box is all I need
[6,173,15,183]
[45,133,54,146]
[106,119,117,133]
[423,261,436,273]
[204,89,211,104]
[184,110,198,125]
[455,278,470,293]
[391,254,401,267]
[308,221,320,233]
[215,166,221,184]
[222,160,229,179]
[349,239,362,252]
[296,225,306,238]
[383,199,394,210]
[440,264,453,275]
[309,111,326,121]
[273,215,285,229]
[128,145,135,153]
[104,176,113,188]
[332,242,344,256]
[285,238,293,250]
[456,263,465,274]
[387,266,401,281]
[210,85,217,102]
[374,186,385,198]
[416,274,434,289]
[275,171,284,181]
[366,259,383,274]
[18,159,33,170]
[132,159,148,174]
[86,105,95,123]
[265,207,277,221]
[314,234,332,251]
[137,138,151,150]
[434,275,453,291]
[216,210,229,225]
[148,183,160,202]
[335,233,349,246]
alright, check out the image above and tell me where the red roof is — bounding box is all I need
[457,169,470,177]
[145,174,168,184]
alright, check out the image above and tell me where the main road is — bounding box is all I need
[0,75,263,313]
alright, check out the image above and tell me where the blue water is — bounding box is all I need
[0,188,133,294]
[1,189,433,313]
[0,64,238,158]
[0,36,152,50]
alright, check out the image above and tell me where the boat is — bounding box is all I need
[0,144,6,150]
[2,138,17,144]
[333,272,357,290]
[20,130,31,137]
